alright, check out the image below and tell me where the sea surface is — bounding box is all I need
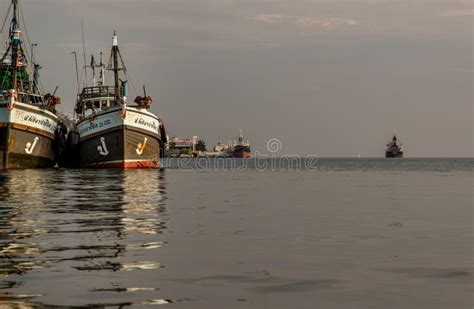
[0,158,472,308]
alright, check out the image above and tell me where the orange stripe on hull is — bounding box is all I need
[81,159,159,169]
[233,152,251,158]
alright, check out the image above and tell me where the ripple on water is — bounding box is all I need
[91,287,160,292]
[0,281,20,290]
[177,274,340,294]
[380,267,472,280]
[0,169,169,306]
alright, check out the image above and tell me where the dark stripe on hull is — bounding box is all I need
[79,125,160,169]
[385,151,403,158]
[0,123,54,139]
[0,126,55,169]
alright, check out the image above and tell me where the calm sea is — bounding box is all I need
[0,158,472,308]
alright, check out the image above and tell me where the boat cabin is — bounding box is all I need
[76,84,125,118]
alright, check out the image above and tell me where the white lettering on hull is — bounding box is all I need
[0,103,58,135]
[77,107,161,139]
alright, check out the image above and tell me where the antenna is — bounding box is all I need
[30,42,37,63]
[90,53,96,86]
[0,2,12,34]
[31,43,41,95]
[99,51,105,85]
[143,85,147,97]
[112,30,120,102]
[11,0,20,91]
[81,18,88,87]
[71,51,80,93]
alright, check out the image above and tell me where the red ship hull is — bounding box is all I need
[232,151,251,158]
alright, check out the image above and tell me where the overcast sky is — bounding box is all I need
[3,0,472,156]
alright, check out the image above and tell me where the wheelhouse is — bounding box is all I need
[76,85,124,118]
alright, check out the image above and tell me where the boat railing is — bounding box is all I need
[81,86,116,99]
[2,90,44,104]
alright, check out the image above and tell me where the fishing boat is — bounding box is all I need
[0,0,61,169]
[69,32,166,169]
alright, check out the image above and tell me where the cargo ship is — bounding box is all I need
[385,134,403,158]
[67,32,166,169]
[230,130,251,158]
[0,0,62,169]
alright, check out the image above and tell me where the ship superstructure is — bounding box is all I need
[385,134,404,158]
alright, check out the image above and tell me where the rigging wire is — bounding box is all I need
[116,48,140,98]
[81,18,88,87]
[18,4,32,74]
[0,3,13,86]
[0,2,12,34]
[78,67,84,92]
[17,2,49,99]
[0,2,49,104]
[104,45,139,98]
[18,3,32,60]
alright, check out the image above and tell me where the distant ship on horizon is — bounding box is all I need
[206,130,251,158]
[385,133,403,158]
[230,130,251,158]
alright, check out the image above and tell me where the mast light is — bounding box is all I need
[113,31,118,47]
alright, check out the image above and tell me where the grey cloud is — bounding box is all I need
[254,14,360,30]
[439,9,474,17]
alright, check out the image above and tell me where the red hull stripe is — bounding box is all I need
[81,160,159,169]
[233,152,252,158]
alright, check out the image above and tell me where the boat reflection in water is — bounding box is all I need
[0,169,171,307]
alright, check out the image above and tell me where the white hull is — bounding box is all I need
[77,106,161,141]
[0,101,59,169]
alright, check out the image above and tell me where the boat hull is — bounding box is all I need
[385,151,403,158]
[76,107,162,169]
[0,102,58,169]
[231,151,251,158]
[231,145,251,158]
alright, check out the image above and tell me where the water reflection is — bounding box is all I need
[0,169,169,307]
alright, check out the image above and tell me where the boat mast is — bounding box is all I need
[112,31,120,102]
[81,19,88,87]
[71,51,80,93]
[10,0,20,92]
[90,54,96,86]
[99,51,105,85]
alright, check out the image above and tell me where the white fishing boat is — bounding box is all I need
[0,0,61,169]
[68,32,166,169]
